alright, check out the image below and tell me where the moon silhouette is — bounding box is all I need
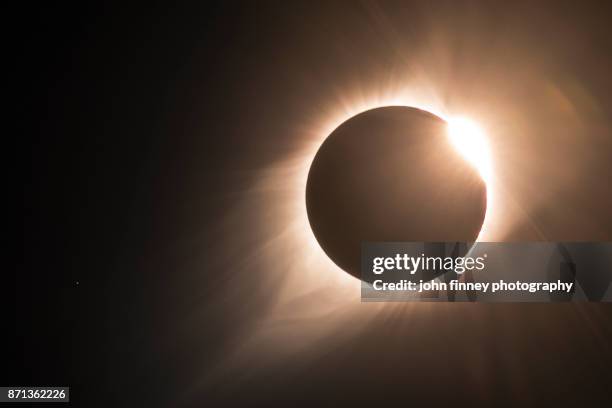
[306,106,487,281]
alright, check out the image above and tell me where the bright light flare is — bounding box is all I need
[446,116,494,241]
[447,117,492,184]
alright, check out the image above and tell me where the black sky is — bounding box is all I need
[17,1,612,406]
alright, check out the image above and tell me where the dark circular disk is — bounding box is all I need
[306,106,487,282]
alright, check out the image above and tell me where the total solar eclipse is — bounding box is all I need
[306,106,487,281]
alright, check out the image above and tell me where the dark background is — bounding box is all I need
[17,1,612,406]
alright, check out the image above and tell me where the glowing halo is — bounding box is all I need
[205,93,498,383]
